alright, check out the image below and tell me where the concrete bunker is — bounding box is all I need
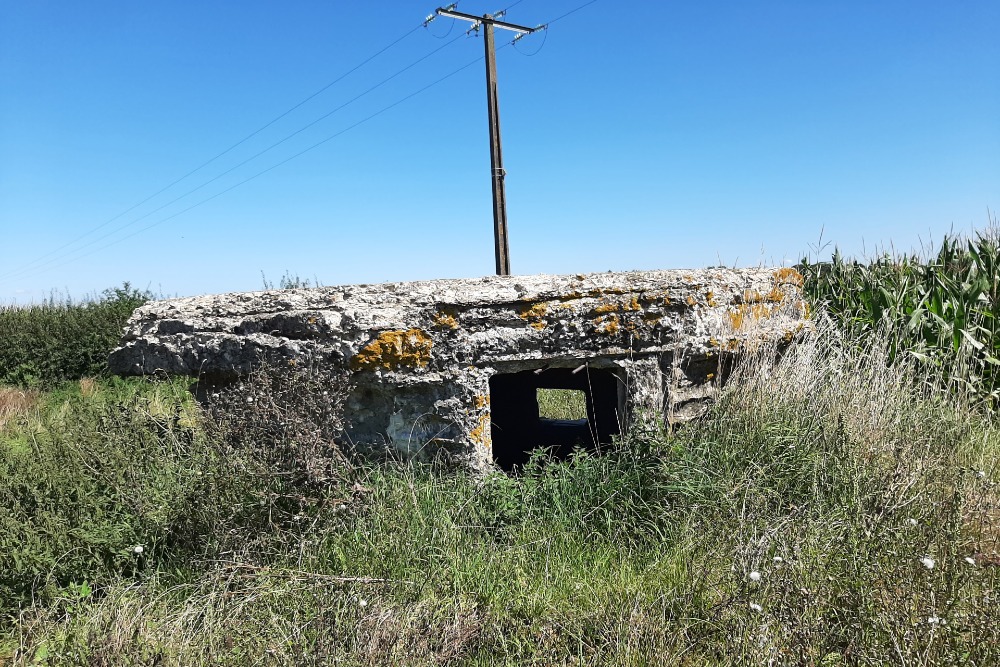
[489,364,625,470]
[109,267,812,470]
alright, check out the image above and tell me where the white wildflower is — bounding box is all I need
[772,556,783,564]
[964,557,976,566]
[749,603,763,612]
[928,615,942,625]
[749,571,762,582]
[920,557,935,570]
[977,470,986,479]
[907,518,918,526]
[358,598,368,608]
[246,397,254,404]
[132,545,144,555]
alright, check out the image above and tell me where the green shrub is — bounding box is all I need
[0,284,149,387]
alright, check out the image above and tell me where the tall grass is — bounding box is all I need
[0,284,149,387]
[801,226,1000,405]
[3,321,997,665]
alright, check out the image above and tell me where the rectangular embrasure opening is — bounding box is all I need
[489,366,622,471]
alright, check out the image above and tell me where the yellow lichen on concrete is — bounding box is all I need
[685,295,698,307]
[350,329,433,371]
[594,314,620,335]
[742,289,764,303]
[709,336,739,351]
[594,302,618,314]
[766,287,786,302]
[728,303,776,330]
[624,297,641,311]
[518,302,548,330]
[432,310,459,330]
[469,412,492,450]
[773,267,804,287]
[706,291,718,307]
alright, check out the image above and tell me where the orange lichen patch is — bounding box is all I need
[685,295,698,307]
[594,314,621,335]
[773,267,804,286]
[643,312,662,323]
[307,316,317,324]
[469,412,492,450]
[796,300,811,319]
[728,303,776,330]
[708,336,739,351]
[587,287,628,298]
[474,394,490,410]
[706,291,718,307]
[782,323,810,343]
[594,302,618,314]
[518,302,548,330]
[765,287,786,303]
[624,296,641,312]
[350,329,433,371]
[518,302,548,329]
[432,309,459,330]
[742,289,764,303]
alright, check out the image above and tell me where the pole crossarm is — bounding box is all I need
[435,7,538,34]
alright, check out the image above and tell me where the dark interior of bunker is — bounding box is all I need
[489,366,623,471]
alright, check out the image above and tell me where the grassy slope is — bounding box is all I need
[1,324,998,666]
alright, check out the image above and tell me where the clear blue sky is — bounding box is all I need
[2,0,998,302]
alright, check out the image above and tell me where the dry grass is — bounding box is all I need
[0,387,39,431]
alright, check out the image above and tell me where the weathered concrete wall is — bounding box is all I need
[110,268,811,468]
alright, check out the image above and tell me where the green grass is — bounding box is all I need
[2,320,998,665]
[536,388,588,420]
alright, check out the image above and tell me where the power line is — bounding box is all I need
[7,53,491,281]
[1,20,432,281]
[538,0,600,28]
[1,31,467,282]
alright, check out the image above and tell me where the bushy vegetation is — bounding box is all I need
[0,285,149,387]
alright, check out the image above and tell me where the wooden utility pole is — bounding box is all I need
[434,6,538,276]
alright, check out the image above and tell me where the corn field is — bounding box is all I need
[801,226,1000,405]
